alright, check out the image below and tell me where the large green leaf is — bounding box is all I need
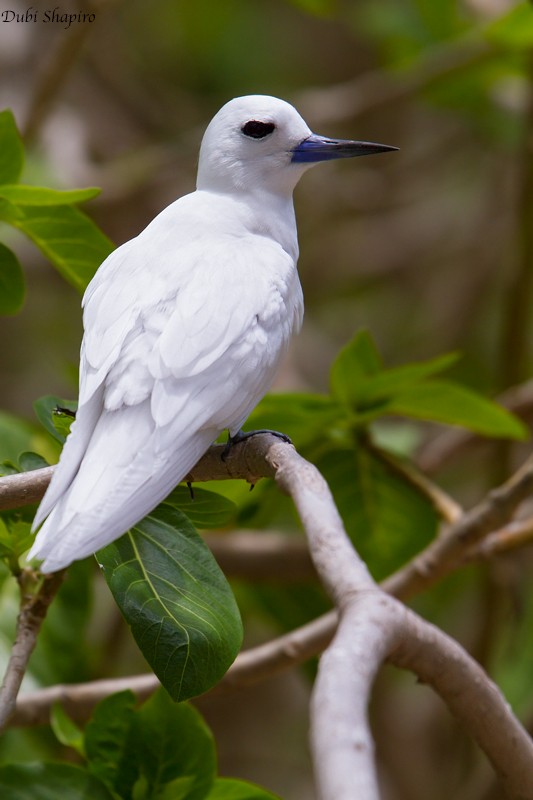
[0,110,23,184]
[98,506,243,701]
[0,763,114,800]
[316,441,439,580]
[85,691,138,795]
[129,691,216,800]
[0,184,101,206]
[206,779,281,799]
[163,486,236,529]
[388,380,528,439]
[0,242,25,315]
[0,202,113,292]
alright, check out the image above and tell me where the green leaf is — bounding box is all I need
[330,330,383,404]
[0,184,101,206]
[316,440,438,580]
[0,763,115,799]
[486,2,533,49]
[33,395,77,444]
[0,203,113,293]
[162,486,236,529]
[51,703,85,756]
[206,779,281,799]
[388,380,528,439]
[0,242,25,315]
[85,691,138,795]
[129,692,216,800]
[351,353,459,408]
[0,109,24,184]
[97,506,243,701]
[330,330,459,409]
[0,409,55,464]
[18,451,50,472]
[0,517,34,564]
[248,392,341,449]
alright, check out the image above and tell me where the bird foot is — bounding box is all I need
[221,429,292,462]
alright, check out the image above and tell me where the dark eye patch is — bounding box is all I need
[241,120,276,139]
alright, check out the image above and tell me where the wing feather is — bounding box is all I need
[30,192,303,571]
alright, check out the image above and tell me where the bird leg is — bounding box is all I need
[221,428,292,462]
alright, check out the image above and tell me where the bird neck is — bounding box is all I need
[197,187,299,263]
[241,188,299,262]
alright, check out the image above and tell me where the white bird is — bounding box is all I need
[29,94,397,572]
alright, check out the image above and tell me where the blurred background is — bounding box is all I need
[1,1,532,798]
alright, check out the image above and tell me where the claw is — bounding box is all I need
[221,428,292,462]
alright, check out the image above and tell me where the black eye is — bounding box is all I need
[241,120,276,139]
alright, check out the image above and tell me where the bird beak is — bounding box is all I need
[291,133,398,163]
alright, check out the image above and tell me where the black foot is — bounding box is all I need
[186,481,195,501]
[221,429,292,462]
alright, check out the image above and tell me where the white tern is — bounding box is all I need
[29,94,397,572]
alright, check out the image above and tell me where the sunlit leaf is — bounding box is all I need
[0,517,34,564]
[0,243,25,315]
[33,395,77,444]
[0,185,101,206]
[0,203,113,292]
[98,507,243,701]
[388,380,528,439]
[51,703,85,756]
[0,109,24,184]
[206,778,282,799]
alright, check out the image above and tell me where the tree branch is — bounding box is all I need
[3,436,533,797]
[263,442,533,800]
[383,452,533,600]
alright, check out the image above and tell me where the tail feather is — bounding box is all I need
[29,425,217,573]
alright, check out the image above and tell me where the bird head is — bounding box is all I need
[197,94,397,198]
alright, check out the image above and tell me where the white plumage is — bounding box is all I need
[29,94,396,572]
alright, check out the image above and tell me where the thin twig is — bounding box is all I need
[10,611,338,727]
[295,37,493,124]
[0,569,65,732]
[23,0,117,142]
[498,51,533,392]
[204,530,315,581]
[383,452,533,600]
[416,379,533,474]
